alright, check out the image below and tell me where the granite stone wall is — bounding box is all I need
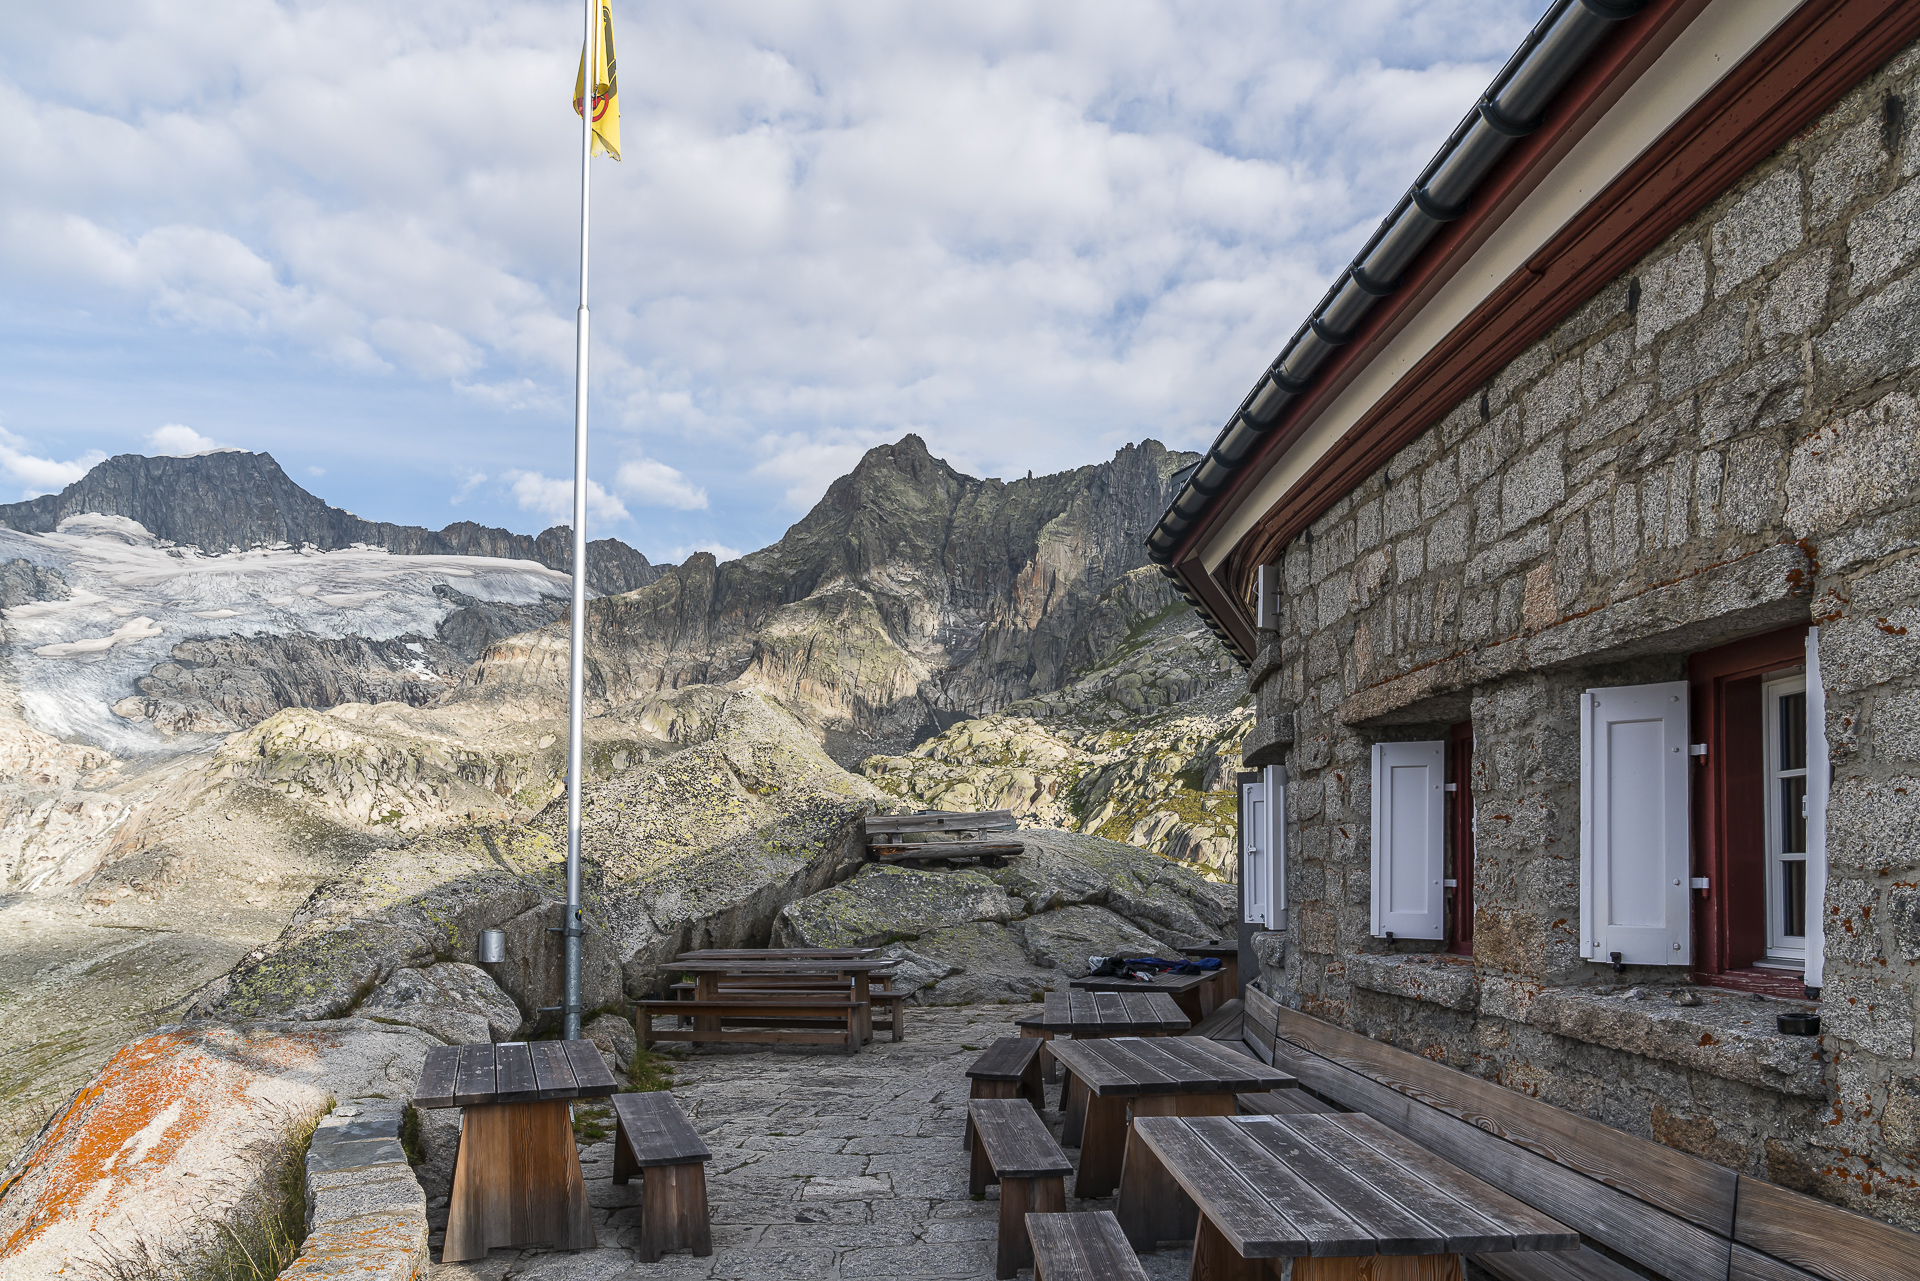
[1250,40,1920,1230]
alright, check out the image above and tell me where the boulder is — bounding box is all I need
[990,828,1236,946]
[585,1013,637,1079]
[358,961,525,1044]
[871,943,961,998]
[0,1019,437,1279]
[1018,904,1165,978]
[771,865,1025,949]
[902,921,1053,1004]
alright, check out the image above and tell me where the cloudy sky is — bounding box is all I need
[0,1,1544,564]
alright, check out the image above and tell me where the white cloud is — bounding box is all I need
[450,469,486,505]
[306,465,325,478]
[504,469,630,526]
[666,542,744,565]
[0,428,104,498]
[613,457,707,511]
[147,423,232,456]
[0,1,1543,546]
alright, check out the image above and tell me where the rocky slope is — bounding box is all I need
[451,435,1201,761]
[0,451,661,595]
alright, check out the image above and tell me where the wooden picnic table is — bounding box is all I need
[672,947,880,960]
[1017,990,1191,1036]
[667,957,898,1045]
[1119,1113,1579,1279]
[1070,968,1221,1021]
[1045,1035,1294,1200]
[1178,942,1240,992]
[413,1040,621,1262]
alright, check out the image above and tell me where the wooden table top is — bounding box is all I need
[414,1041,620,1110]
[670,958,898,974]
[1178,944,1239,959]
[1070,970,1212,995]
[1017,990,1191,1034]
[1044,1035,1293,1096]
[1131,1114,1580,1259]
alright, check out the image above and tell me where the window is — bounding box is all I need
[1688,625,1820,996]
[1448,721,1474,956]
[1762,674,1808,967]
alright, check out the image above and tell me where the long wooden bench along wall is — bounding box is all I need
[1234,988,1920,1281]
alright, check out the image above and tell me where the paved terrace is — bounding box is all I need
[429,1005,1194,1280]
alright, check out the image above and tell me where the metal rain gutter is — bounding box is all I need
[1145,0,1649,656]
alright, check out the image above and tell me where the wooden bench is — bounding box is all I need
[967,1099,1072,1279]
[1238,987,1920,1281]
[1235,1087,1341,1117]
[637,994,866,1054]
[864,809,1023,865]
[669,977,908,1042]
[1025,1210,1151,1281]
[1183,995,1243,1040]
[610,1092,713,1263]
[963,1037,1045,1150]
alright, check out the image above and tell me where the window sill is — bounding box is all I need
[1525,985,1825,1098]
[1348,953,1477,1012]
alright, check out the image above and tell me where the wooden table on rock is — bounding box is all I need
[1045,1035,1294,1199]
[1070,968,1219,1021]
[668,957,898,1044]
[413,1040,620,1262]
[1119,1113,1579,1280]
[1179,942,1241,993]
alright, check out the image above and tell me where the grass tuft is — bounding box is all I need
[627,1044,678,1094]
[83,1102,325,1281]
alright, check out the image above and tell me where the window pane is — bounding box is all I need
[1779,690,1806,771]
[1782,775,1806,853]
[1782,859,1806,939]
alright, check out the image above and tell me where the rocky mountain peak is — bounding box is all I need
[0,451,660,596]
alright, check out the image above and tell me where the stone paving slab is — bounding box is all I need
[426,1006,1193,1279]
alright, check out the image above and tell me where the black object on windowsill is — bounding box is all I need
[1777,1011,1820,1036]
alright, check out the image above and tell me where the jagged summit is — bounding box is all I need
[0,451,659,596]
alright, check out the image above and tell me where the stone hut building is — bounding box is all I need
[1148,0,1920,1235]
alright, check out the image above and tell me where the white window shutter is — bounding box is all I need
[1240,774,1268,927]
[1265,764,1287,917]
[1580,682,1690,965]
[1371,741,1445,939]
[1804,629,1829,990]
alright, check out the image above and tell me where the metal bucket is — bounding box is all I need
[478,929,507,964]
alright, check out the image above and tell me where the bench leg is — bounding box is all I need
[1190,1212,1265,1281]
[612,1115,637,1187]
[1073,1094,1129,1199]
[970,1131,995,1197]
[965,1081,1020,1152]
[1019,1025,1056,1082]
[1061,1071,1088,1147]
[1020,1057,1045,1111]
[639,1161,713,1262]
[1291,1255,1462,1280]
[996,1175,1064,1280]
[1117,1119,1195,1250]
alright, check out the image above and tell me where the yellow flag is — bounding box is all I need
[572,2,620,160]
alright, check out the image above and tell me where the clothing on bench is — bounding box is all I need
[610,1092,712,1263]
[1025,1210,1151,1281]
[967,1098,1072,1280]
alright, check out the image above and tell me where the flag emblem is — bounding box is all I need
[572,2,621,160]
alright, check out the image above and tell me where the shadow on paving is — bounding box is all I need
[426,1004,1194,1280]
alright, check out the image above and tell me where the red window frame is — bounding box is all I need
[1688,624,1810,997]
[1448,719,1474,956]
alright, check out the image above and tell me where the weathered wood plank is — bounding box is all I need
[453,1043,498,1107]
[1236,1117,1450,1256]
[414,1044,461,1109]
[492,1042,538,1103]
[612,1091,712,1169]
[1170,1116,1369,1256]
[1471,1245,1647,1281]
[528,1040,578,1099]
[969,1099,1073,1179]
[1026,1211,1151,1281]
[1236,1089,1340,1117]
[968,1037,1043,1082]
[1270,1002,1739,1236]
[1732,1175,1920,1281]
[560,1038,620,1096]
[863,809,1015,835]
[1730,1243,1826,1281]
[1266,1034,1732,1280]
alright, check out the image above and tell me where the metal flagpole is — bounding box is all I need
[561,0,599,1042]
